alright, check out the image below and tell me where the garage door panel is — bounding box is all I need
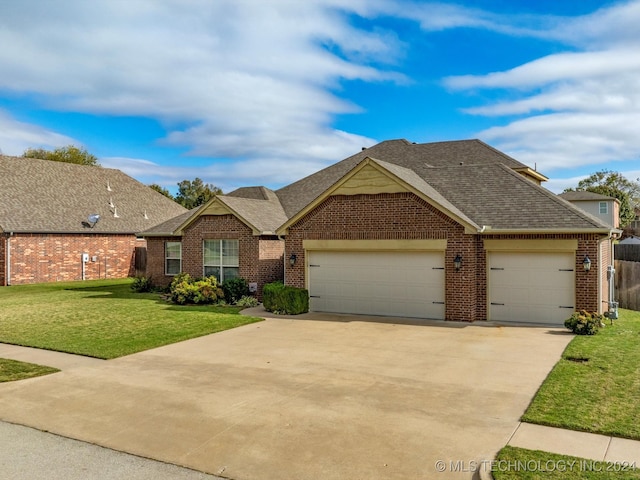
[488,252,575,325]
[308,251,445,320]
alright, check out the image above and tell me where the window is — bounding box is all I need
[165,241,182,275]
[599,202,608,214]
[203,239,239,282]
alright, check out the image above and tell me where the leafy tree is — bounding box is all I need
[23,145,100,166]
[564,170,639,228]
[174,177,222,209]
[149,183,174,200]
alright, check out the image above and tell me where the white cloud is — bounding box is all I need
[0,0,393,166]
[440,0,640,176]
[0,110,77,155]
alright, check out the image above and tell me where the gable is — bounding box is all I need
[332,164,408,196]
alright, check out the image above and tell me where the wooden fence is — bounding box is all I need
[615,260,640,311]
[615,244,640,262]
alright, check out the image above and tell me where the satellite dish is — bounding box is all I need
[88,214,100,227]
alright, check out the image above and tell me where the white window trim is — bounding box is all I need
[599,201,608,214]
[165,241,182,276]
[203,239,239,282]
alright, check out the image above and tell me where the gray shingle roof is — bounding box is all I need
[0,155,187,234]
[275,138,608,232]
[558,191,617,202]
[276,138,539,218]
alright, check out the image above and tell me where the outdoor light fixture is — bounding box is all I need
[583,255,591,272]
[453,254,462,272]
[289,253,297,267]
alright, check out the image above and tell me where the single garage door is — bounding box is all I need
[488,252,575,325]
[307,251,445,319]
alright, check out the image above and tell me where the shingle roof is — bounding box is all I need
[142,187,287,236]
[276,138,539,218]
[558,191,617,202]
[0,155,187,234]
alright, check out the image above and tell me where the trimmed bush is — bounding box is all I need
[564,310,604,335]
[169,273,224,305]
[222,277,250,304]
[263,281,309,315]
[131,276,153,293]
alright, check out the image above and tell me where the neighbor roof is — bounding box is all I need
[0,155,187,234]
[558,191,619,203]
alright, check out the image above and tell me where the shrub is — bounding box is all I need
[564,310,604,335]
[263,282,309,315]
[236,295,259,308]
[222,277,250,304]
[169,274,224,305]
[131,276,153,293]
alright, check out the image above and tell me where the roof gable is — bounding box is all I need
[277,157,479,234]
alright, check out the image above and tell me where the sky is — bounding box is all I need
[1,0,639,195]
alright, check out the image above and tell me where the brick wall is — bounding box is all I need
[285,192,604,321]
[145,216,284,298]
[6,233,142,285]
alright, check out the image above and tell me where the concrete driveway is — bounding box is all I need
[0,310,572,480]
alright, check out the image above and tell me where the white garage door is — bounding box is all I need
[307,251,445,319]
[488,252,575,325]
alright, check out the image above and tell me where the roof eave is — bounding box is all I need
[478,227,617,235]
[513,167,549,182]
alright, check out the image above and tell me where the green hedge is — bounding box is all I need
[263,282,309,315]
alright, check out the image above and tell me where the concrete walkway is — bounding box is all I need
[0,343,104,370]
[508,422,640,466]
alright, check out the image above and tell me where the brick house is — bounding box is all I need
[142,139,620,324]
[142,187,286,298]
[0,155,187,286]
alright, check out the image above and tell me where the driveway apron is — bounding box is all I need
[0,315,572,480]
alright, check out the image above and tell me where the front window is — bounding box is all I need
[165,241,182,275]
[203,239,239,282]
[599,202,608,214]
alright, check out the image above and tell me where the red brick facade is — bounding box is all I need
[285,192,605,321]
[1,233,143,286]
[145,214,284,298]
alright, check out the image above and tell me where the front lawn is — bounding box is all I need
[0,358,59,382]
[0,279,262,359]
[523,309,640,440]
[493,446,640,480]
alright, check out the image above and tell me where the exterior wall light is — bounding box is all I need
[583,255,591,272]
[453,254,462,272]
[289,254,297,267]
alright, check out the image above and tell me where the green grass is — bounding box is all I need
[0,358,59,382]
[0,279,262,359]
[493,446,639,480]
[523,309,640,440]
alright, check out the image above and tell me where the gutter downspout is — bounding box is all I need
[605,229,620,320]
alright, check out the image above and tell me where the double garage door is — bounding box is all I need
[307,249,576,325]
[307,251,445,320]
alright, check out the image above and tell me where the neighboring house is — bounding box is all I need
[619,235,640,245]
[558,191,620,229]
[141,139,620,325]
[0,155,187,286]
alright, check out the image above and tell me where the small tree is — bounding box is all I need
[23,145,100,166]
[175,177,222,209]
[149,183,174,200]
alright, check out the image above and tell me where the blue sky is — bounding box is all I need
[1,0,638,195]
